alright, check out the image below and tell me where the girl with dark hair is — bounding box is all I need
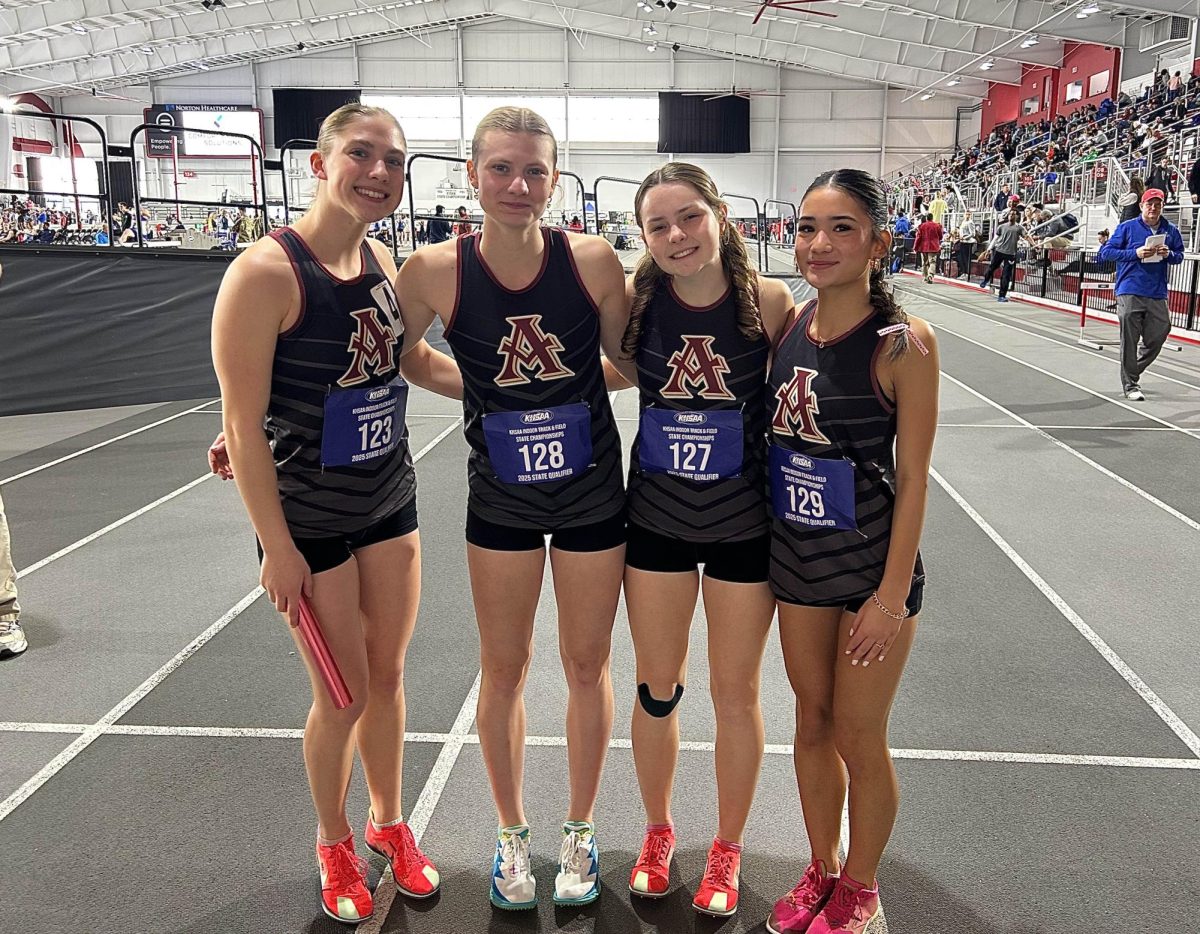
[765,169,939,934]
[614,163,793,918]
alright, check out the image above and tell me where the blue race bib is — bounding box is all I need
[483,403,592,484]
[637,408,743,481]
[320,377,408,468]
[769,444,858,531]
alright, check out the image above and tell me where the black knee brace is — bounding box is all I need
[637,682,684,718]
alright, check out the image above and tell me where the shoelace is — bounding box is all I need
[639,830,672,867]
[0,620,16,636]
[702,848,736,888]
[821,882,861,928]
[502,833,530,879]
[559,830,587,875]
[786,863,827,907]
[324,842,367,892]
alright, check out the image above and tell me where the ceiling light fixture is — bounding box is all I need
[1081,3,1100,13]
[72,23,88,34]
[920,92,934,101]
[1020,35,1039,48]
[979,59,994,70]
[946,78,960,86]
[647,42,658,52]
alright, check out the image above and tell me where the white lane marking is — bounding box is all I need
[356,672,481,934]
[898,286,1200,393]
[411,419,461,461]
[15,473,213,579]
[4,722,1196,770]
[942,373,1200,533]
[0,399,220,486]
[935,323,1200,438]
[938,424,1186,431]
[930,466,1200,758]
[0,587,265,823]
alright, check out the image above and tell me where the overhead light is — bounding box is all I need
[920,92,934,101]
[1020,35,1039,48]
[194,61,210,70]
[647,42,658,52]
[447,22,457,29]
[643,24,657,34]
[946,78,960,86]
[1075,9,1089,17]
[138,45,154,54]
[72,23,88,34]
[1081,3,1100,13]
[979,59,994,70]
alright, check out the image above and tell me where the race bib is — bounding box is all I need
[321,377,409,468]
[769,445,858,531]
[637,408,743,481]
[483,403,592,484]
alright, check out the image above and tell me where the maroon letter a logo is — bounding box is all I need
[495,314,575,386]
[661,335,735,400]
[771,366,830,443]
[339,308,397,387]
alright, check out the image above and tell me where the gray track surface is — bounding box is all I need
[2,278,1198,932]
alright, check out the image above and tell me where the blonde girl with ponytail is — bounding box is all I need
[614,162,793,919]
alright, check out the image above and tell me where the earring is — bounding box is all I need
[870,258,882,272]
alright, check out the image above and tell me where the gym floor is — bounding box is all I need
[2,280,1198,933]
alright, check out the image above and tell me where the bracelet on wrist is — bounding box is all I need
[870,590,909,621]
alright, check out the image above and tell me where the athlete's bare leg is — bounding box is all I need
[549,543,625,823]
[353,530,422,824]
[467,543,545,827]
[625,567,699,826]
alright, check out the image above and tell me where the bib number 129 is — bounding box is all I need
[785,484,825,518]
[518,440,565,472]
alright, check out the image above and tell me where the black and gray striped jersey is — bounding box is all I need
[627,280,769,542]
[264,227,416,538]
[443,228,624,529]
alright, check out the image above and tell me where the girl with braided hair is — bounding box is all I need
[612,162,793,918]
[766,169,938,934]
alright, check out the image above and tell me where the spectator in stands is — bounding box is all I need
[928,189,948,225]
[427,204,452,243]
[1189,155,1200,239]
[980,209,1037,303]
[993,184,1011,218]
[1118,175,1145,223]
[1168,71,1182,102]
[1036,209,1077,249]
[567,215,584,232]
[1147,157,1176,203]
[1097,188,1184,401]
[454,205,472,237]
[955,211,978,279]
[914,212,944,283]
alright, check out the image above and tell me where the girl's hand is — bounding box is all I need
[260,546,313,628]
[845,596,904,668]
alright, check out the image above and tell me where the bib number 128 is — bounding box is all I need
[786,484,825,518]
[518,440,565,472]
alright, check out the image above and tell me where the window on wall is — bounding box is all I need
[1088,70,1110,97]
[363,95,461,142]
[1022,96,1039,115]
[463,96,567,142]
[568,97,658,143]
[1065,81,1084,103]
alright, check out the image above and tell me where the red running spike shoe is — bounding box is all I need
[692,838,742,917]
[807,878,881,934]
[316,834,373,924]
[766,859,837,934]
[364,816,441,898]
[628,825,675,898]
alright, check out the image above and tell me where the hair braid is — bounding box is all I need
[720,222,764,342]
[868,265,910,361]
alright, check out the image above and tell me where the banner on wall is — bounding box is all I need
[142,104,265,160]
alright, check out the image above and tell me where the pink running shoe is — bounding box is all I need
[692,838,741,916]
[316,834,373,924]
[766,859,837,934]
[364,816,441,898]
[629,825,675,897]
[807,878,881,934]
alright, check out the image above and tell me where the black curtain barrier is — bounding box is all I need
[272,89,362,149]
[658,92,750,154]
[0,247,230,415]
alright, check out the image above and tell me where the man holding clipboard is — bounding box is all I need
[1097,188,1184,401]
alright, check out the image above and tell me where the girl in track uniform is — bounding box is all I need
[764,169,938,934]
[211,104,459,925]
[611,163,792,918]
[395,107,630,911]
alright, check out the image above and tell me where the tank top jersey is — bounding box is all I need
[627,280,769,542]
[444,227,623,529]
[264,227,416,538]
[767,301,923,605]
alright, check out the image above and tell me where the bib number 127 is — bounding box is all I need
[669,441,711,473]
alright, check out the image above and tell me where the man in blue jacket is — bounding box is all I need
[1097,188,1184,400]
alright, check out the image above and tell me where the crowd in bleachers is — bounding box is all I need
[891,69,1200,214]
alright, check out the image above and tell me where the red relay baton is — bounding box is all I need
[297,595,353,710]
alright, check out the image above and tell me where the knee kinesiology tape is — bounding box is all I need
[637,682,684,718]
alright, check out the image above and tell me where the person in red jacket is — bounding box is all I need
[913,213,944,283]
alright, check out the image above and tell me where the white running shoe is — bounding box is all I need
[554,820,600,906]
[491,825,537,910]
[0,618,27,658]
